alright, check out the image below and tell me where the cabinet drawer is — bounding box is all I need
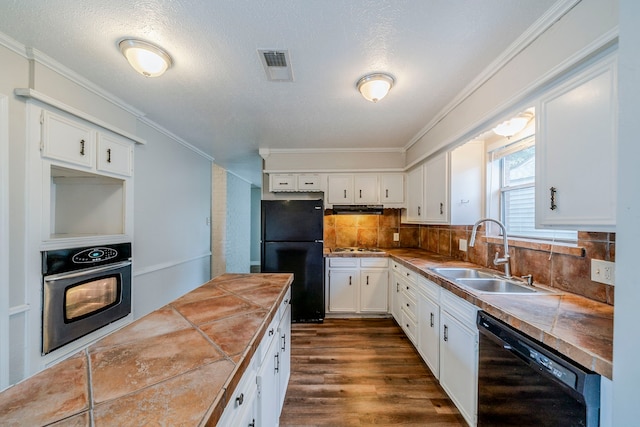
[360,257,388,268]
[297,174,322,191]
[392,262,416,284]
[270,174,297,191]
[418,275,440,302]
[97,133,133,177]
[441,289,478,326]
[256,314,279,366]
[42,110,95,168]
[328,257,358,268]
[401,310,418,344]
[278,288,292,320]
[401,290,418,320]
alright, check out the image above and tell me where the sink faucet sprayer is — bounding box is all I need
[469,218,512,279]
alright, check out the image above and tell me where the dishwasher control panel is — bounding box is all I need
[519,341,578,388]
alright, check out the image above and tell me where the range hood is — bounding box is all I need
[332,205,384,215]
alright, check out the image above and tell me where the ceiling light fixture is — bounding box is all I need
[356,73,395,103]
[119,39,172,77]
[492,112,533,138]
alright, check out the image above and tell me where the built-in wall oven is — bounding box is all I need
[42,242,132,355]
[477,311,601,426]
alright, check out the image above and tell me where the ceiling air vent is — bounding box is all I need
[258,49,294,82]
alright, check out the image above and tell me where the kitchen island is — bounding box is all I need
[0,273,293,426]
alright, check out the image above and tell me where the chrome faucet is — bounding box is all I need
[469,218,512,279]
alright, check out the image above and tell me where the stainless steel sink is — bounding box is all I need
[456,278,544,294]
[429,267,552,295]
[430,267,497,279]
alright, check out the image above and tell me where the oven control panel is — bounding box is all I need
[43,242,132,275]
[72,247,118,263]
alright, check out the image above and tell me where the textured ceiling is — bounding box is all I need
[0,0,557,185]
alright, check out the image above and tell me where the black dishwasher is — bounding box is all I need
[477,311,601,426]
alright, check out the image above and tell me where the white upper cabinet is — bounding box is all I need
[327,174,354,204]
[269,173,323,192]
[327,174,378,205]
[353,174,379,203]
[42,111,96,169]
[406,166,424,222]
[536,53,617,231]
[450,141,484,225]
[423,152,449,223]
[42,110,134,178]
[380,173,405,204]
[97,133,133,177]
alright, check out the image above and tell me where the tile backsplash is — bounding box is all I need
[324,209,615,305]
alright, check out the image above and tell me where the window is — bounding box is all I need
[490,135,577,241]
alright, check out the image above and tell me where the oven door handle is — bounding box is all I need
[44,261,132,282]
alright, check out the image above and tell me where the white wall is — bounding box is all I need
[132,121,212,319]
[613,0,640,424]
[251,186,261,268]
[225,172,251,273]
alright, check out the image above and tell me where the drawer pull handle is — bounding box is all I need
[366,276,369,285]
[349,276,352,286]
[344,189,347,198]
[440,202,443,215]
[430,312,434,327]
[359,189,362,198]
[386,189,389,198]
[236,393,244,405]
[274,353,280,373]
[550,187,558,210]
[80,139,85,156]
[282,334,287,351]
[304,182,313,185]
[106,148,112,163]
[417,206,421,216]
[444,325,449,342]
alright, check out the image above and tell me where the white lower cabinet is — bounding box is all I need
[218,363,258,427]
[219,290,291,427]
[439,290,478,427]
[326,257,388,314]
[417,277,440,379]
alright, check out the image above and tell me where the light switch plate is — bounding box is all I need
[393,233,400,242]
[459,239,468,252]
[591,259,615,285]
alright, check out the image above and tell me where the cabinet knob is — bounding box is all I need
[236,393,244,405]
[269,328,274,336]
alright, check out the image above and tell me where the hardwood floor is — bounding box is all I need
[279,318,467,427]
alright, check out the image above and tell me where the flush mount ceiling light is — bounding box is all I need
[492,112,533,138]
[356,73,395,103]
[119,39,172,77]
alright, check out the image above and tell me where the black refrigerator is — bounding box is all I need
[261,199,324,323]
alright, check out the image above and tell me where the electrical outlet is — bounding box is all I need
[591,259,615,286]
[459,239,468,252]
[393,233,400,242]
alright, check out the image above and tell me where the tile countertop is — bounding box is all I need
[0,273,293,427]
[327,247,613,379]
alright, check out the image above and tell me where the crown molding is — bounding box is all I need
[137,116,214,162]
[404,0,582,152]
